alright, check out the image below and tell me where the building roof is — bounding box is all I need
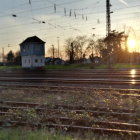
[20,36,45,45]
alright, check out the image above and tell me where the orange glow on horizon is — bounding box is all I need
[127,39,137,52]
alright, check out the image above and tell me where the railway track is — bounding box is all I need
[0,77,140,84]
[0,100,137,114]
[1,84,140,92]
[1,85,140,99]
[0,101,140,137]
[1,121,140,137]
[0,100,136,113]
[0,105,136,118]
[1,69,140,138]
[0,69,140,89]
[0,79,140,89]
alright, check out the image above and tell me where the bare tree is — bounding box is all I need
[74,35,88,60]
[96,38,106,57]
[64,38,75,63]
[64,36,89,62]
[48,45,58,58]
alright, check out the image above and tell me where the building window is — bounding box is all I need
[28,59,30,64]
[35,59,38,63]
[23,46,26,52]
[25,59,26,63]
[35,46,41,51]
[41,59,42,63]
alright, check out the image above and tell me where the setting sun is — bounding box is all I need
[127,39,137,51]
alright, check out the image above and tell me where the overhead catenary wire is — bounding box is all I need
[0,0,139,19]
[0,0,139,56]
[0,8,139,32]
[0,0,138,26]
[0,0,88,18]
[0,0,92,21]
[0,0,140,49]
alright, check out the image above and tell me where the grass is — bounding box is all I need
[1,87,140,124]
[0,129,77,140]
[0,64,140,70]
[0,128,129,140]
[0,87,140,140]
[112,64,140,69]
[0,87,139,111]
[0,87,137,109]
[0,65,21,70]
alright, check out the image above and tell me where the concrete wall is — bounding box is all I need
[22,55,45,68]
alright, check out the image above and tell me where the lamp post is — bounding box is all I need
[2,48,4,63]
[1,44,11,63]
[91,28,96,62]
[57,37,59,58]
[52,44,55,64]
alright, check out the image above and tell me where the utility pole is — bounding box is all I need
[1,44,11,63]
[52,44,55,64]
[2,48,4,63]
[106,0,111,36]
[57,37,59,58]
[91,28,96,62]
[70,42,74,63]
[106,0,113,68]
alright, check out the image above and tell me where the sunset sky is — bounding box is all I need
[0,0,140,59]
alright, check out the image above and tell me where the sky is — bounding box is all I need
[0,0,140,59]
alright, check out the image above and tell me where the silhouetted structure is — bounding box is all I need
[20,36,45,68]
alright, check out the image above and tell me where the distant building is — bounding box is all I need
[83,56,101,64]
[45,57,66,65]
[20,36,45,68]
[54,58,66,65]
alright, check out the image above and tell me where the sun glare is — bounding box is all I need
[127,39,137,51]
[130,69,136,78]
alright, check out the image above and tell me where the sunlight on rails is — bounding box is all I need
[131,79,136,84]
[130,69,136,78]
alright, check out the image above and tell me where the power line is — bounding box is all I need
[1,7,139,32]
[0,0,140,45]
[0,0,88,18]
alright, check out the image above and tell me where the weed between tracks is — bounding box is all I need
[0,87,140,122]
[0,129,75,140]
[0,87,140,139]
[0,128,130,140]
[0,87,140,110]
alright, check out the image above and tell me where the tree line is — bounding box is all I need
[63,30,139,64]
[4,30,140,65]
[4,51,21,65]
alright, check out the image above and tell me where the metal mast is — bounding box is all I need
[106,0,111,36]
[57,37,59,58]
